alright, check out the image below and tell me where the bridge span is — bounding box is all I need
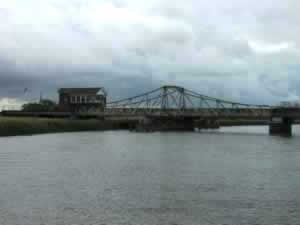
[104,85,300,136]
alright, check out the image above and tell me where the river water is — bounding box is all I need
[1,126,300,225]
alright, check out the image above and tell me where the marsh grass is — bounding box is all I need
[0,117,117,137]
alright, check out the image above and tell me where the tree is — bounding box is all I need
[22,99,57,112]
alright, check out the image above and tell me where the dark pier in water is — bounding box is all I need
[269,107,300,136]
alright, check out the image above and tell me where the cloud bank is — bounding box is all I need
[0,0,300,107]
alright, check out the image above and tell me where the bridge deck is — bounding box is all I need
[103,108,271,120]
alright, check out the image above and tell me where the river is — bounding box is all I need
[1,126,300,224]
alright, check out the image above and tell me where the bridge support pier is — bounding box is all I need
[135,117,195,132]
[194,119,220,130]
[269,117,292,136]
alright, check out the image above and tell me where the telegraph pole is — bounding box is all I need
[39,91,43,103]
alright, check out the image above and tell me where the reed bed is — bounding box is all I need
[0,117,119,137]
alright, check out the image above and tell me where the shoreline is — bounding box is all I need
[0,116,274,137]
[0,117,124,137]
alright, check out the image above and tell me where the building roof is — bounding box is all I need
[58,87,106,95]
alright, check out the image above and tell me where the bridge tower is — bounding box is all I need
[178,87,186,111]
[161,86,169,110]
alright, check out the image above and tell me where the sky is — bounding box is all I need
[0,0,300,109]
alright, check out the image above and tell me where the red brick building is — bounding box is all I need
[58,88,106,112]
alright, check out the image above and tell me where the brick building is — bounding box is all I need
[58,88,106,112]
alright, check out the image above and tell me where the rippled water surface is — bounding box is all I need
[1,126,300,224]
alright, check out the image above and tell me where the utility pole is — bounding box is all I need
[39,91,43,103]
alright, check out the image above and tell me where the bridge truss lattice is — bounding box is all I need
[105,85,270,116]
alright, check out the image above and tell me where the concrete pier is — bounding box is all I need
[269,117,292,136]
[194,119,220,130]
[135,117,195,132]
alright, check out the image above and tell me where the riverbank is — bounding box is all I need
[0,116,284,137]
[0,117,123,137]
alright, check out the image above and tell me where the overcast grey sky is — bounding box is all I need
[0,0,300,107]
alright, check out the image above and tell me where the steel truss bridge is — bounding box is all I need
[103,85,300,136]
[105,85,271,119]
[2,85,299,135]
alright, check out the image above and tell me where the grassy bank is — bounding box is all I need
[0,117,120,137]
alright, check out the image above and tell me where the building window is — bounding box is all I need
[82,96,86,103]
[90,96,96,103]
[76,96,80,103]
[96,95,104,103]
[71,96,76,103]
[87,96,91,103]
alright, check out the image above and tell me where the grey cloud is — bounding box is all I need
[0,0,300,106]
